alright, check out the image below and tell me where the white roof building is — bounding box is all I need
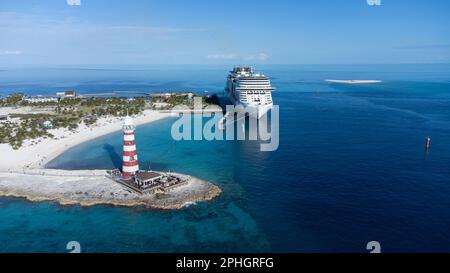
[24,96,58,103]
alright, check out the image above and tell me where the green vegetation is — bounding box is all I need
[149,93,219,110]
[204,94,220,106]
[0,92,217,149]
[0,94,147,149]
[5,93,25,105]
[0,93,25,107]
[81,97,145,116]
[0,119,53,150]
[164,94,191,106]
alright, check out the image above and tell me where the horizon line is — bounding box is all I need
[1,62,450,68]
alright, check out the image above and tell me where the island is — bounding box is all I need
[0,169,221,210]
[0,91,222,209]
[325,80,383,84]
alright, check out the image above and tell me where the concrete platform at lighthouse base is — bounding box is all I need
[0,169,222,210]
[107,170,189,194]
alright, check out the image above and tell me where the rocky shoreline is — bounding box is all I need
[0,169,222,210]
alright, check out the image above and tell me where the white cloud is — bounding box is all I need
[0,12,201,35]
[207,52,269,61]
[207,53,239,60]
[67,0,81,6]
[0,12,207,64]
[0,50,22,55]
[244,53,269,61]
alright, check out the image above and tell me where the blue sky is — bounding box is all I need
[0,0,449,65]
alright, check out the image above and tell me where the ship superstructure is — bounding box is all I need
[225,67,274,119]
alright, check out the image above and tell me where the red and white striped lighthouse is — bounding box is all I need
[122,116,139,177]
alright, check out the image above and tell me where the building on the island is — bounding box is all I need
[36,119,53,128]
[24,96,58,103]
[187,92,194,102]
[43,120,53,128]
[65,91,76,98]
[158,175,185,189]
[122,116,139,177]
[56,91,77,99]
[134,171,163,187]
[151,92,173,99]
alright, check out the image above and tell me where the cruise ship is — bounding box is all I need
[225,67,274,119]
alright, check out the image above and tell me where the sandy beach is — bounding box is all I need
[0,110,173,171]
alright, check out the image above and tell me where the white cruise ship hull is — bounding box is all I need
[226,91,272,119]
[240,103,272,119]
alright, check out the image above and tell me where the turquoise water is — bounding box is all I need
[2,64,450,252]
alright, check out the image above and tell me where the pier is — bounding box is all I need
[107,170,188,194]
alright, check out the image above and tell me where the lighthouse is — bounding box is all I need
[122,116,139,177]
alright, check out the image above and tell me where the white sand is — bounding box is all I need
[0,110,173,171]
[0,106,54,115]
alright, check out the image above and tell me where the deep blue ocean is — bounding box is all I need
[1,64,450,252]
